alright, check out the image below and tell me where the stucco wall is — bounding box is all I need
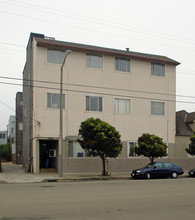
[174,136,190,158]
[62,157,195,173]
[32,42,176,144]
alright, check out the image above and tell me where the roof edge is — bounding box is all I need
[34,37,180,66]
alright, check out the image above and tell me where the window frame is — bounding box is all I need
[151,62,165,77]
[47,48,66,65]
[128,141,138,158]
[151,101,165,116]
[68,141,90,158]
[47,92,65,110]
[115,57,130,73]
[85,95,103,112]
[114,98,130,114]
[86,53,103,69]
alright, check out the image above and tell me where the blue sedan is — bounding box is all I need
[131,162,184,179]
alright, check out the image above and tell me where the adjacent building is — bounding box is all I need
[8,115,16,157]
[15,92,23,164]
[23,32,180,174]
[0,130,7,145]
[174,110,195,158]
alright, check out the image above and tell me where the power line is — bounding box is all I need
[0,99,15,112]
[1,80,195,105]
[1,75,195,100]
[1,10,195,52]
[3,0,195,45]
[0,42,25,48]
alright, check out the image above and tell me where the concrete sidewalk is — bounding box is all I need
[0,162,189,184]
[0,162,131,184]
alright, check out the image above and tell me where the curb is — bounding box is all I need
[41,176,131,183]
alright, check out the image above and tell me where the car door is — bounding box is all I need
[151,163,164,177]
[163,162,173,177]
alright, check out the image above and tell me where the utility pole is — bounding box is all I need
[59,50,72,177]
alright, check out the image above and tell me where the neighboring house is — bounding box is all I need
[8,115,16,157]
[15,92,23,164]
[23,32,180,174]
[0,130,7,145]
[173,110,195,158]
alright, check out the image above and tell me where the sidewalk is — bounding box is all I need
[0,162,189,184]
[0,162,131,184]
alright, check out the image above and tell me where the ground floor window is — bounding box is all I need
[128,142,138,157]
[68,141,89,158]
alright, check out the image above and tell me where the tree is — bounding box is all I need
[0,143,11,161]
[133,133,168,163]
[185,132,195,156]
[78,118,123,176]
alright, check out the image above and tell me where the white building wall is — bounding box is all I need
[32,40,176,146]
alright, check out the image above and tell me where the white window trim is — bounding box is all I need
[85,95,103,112]
[114,97,131,115]
[115,57,131,73]
[46,48,67,66]
[46,92,66,110]
[151,62,165,77]
[150,100,166,116]
[86,53,103,70]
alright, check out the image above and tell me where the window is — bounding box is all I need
[163,162,173,168]
[47,48,66,64]
[86,53,103,69]
[151,63,165,77]
[0,133,5,139]
[114,98,130,114]
[47,93,65,109]
[128,142,137,157]
[86,96,102,112]
[11,128,15,135]
[151,101,165,115]
[68,141,89,157]
[115,57,130,72]
[155,162,163,168]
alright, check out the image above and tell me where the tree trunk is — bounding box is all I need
[150,157,154,164]
[101,157,107,176]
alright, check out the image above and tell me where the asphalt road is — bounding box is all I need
[0,178,195,220]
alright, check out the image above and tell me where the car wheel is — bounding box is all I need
[171,172,178,178]
[145,172,151,179]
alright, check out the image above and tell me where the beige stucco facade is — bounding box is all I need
[23,33,180,174]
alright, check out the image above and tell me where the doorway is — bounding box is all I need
[39,140,57,170]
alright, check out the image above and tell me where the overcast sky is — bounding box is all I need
[0,0,195,130]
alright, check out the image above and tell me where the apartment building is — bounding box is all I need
[23,33,180,174]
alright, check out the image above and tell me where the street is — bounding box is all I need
[0,178,195,220]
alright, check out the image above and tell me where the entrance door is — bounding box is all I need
[39,140,57,169]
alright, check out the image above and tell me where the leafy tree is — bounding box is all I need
[0,143,11,161]
[78,118,123,176]
[185,132,195,156]
[133,133,168,163]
